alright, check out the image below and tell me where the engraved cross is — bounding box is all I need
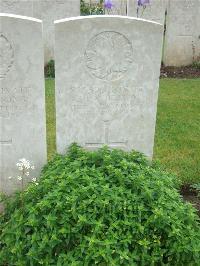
[85,120,127,149]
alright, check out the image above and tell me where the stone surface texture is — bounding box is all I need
[0,13,47,194]
[128,0,200,66]
[128,0,167,25]
[0,0,80,63]
[163,0,200,66]
[0,0,199,66]
[105,0,128,15]
[55,16,163,158]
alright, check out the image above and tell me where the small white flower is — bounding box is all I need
[35,182,39,186]
[19,158,30,168]
[32,177,37,182]
[25,163,30,169]
[8,176,12,179]
[16,158,35,170]
[19,158,26,163]
[15,158,35,183]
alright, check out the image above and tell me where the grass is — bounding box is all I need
[154,79,200,184]
[45,79,56,160]
[45,78,200,184]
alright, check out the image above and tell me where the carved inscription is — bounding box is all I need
[85,31,133,81]
[0,34,14,80]
[67,85,144,122]
[183,0,195,8]
[1,1,18,8]
[0,139,12,145]
[56,0,66,4]
[0,87,31,118]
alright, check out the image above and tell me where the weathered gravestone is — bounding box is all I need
[127,0,168,25]
[0,0,80,63]
[105,0,128,15]
[0,13,47,194]
[163,0,200,66]
[55,15,163,158]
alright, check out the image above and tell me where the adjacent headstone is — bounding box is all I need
[0,13,47,194]
[0,0,33,17]
[128,0,168,25]
[0,0,80,63]
[105,0,128,15]
[55,16,163,158]
[163,0,200,66]
[32,0,80,63]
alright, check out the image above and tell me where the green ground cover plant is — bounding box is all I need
[80,0,104,15]
[0,144,200,265]
[191,183,200,198]
[192,61,200,70]
[45,78,200,184]
[45,78,56,159]
[44,60,55,78]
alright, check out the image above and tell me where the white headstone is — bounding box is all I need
[0,13,47,194]
[163,0,200,66]
[105,0,128,15]
[55,16,163,158]
[0,0,80,63]
[32,0,80,63]
[0,0,33,17]
[128,0,168,25]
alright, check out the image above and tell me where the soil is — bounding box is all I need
[180,185,200,216]
[160,65,200,79]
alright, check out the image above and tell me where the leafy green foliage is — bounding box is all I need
[45,79,56,160]
[192,60,200,70]
[81,0,104,15]
[191,183,200,198]
[44,59,55,78]
[0,144,200,265]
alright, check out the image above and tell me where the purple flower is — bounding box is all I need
[138,0,150,6]
[104,0,113,9]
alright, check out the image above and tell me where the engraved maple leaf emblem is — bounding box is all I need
[85,31,133,81]
[0,34,14,80]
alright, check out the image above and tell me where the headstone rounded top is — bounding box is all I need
[0,13,42,23]
[54,15,163,27]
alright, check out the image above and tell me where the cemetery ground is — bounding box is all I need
[1,13,200,265]
[45,78,200,213]
[160,64,200,79]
